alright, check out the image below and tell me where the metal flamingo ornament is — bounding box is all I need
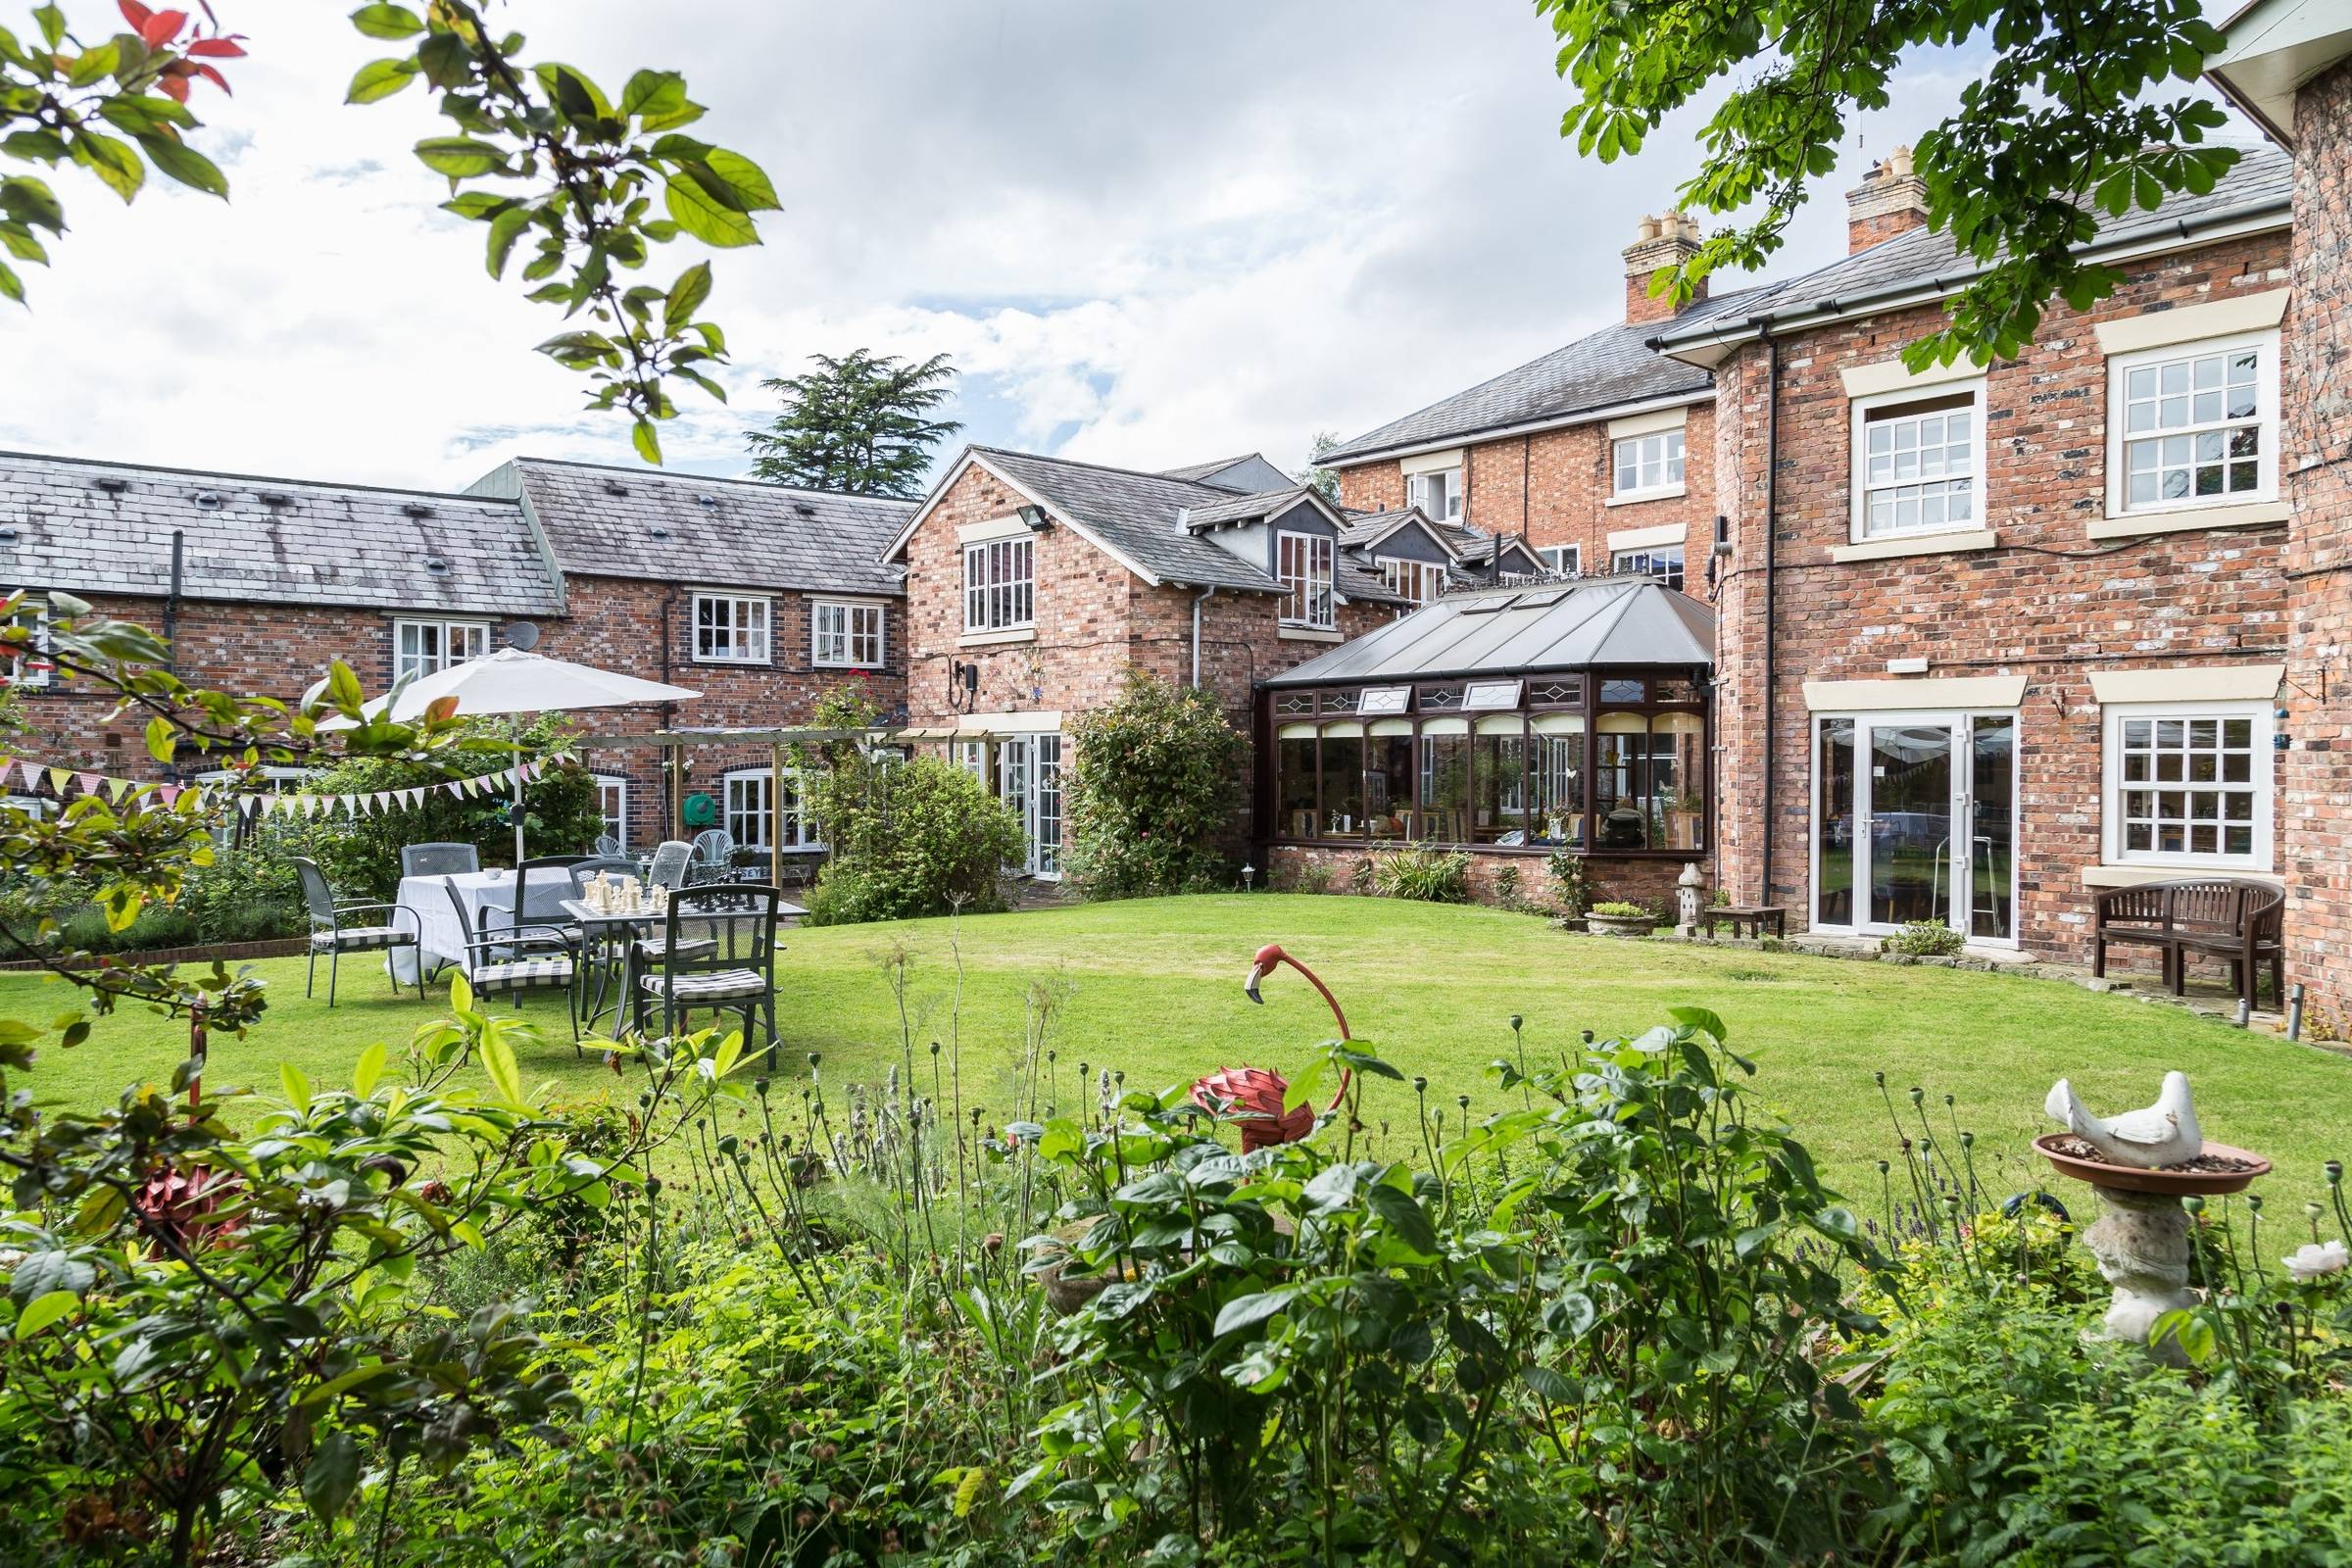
[1191,943,1352,1152]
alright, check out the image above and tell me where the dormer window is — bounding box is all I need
[1378,557,1447,607]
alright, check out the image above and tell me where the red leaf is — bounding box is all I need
[184,36,244,57]
[188,60,229,94]
[118,0,154,30]
[156,73,190,102]
[140,9,188,46]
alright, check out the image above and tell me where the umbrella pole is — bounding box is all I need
[513,740,526,865]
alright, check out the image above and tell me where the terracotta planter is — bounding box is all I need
[1585,912,1653,938]
[2032,1133,2272,1197]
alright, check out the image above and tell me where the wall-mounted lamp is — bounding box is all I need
[948,659,979,713]
[1017,504,1052,532]
[1712,514,1734,556]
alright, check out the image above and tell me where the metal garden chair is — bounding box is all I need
[633,883,779,1061]
[401,842,479,878]
[294,857,422,1006]
[442,881,580,1045]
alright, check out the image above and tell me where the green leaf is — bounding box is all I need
[619,69,686,121]
[8,1251,92,1303]
[484,206,531,278]
[346,57,419,105]
[1667,1004,1728,1043]
[352,1042,386,1100]
[449,971,474,1017]
[14,1290,77,1337]
[1212,1287,1299,1339]
[302,1432,362,1521]
[414,137,509,179]
[662,260,711,332]
[631,416,662,466]
[280,1061,313,1112]
[1544,1288,1596,1340]
[71,131,143,204]
[480,1027,522,1106]
[134,134,226,199]
[662,171,760,248]
[64,42,121,88]
[1365,1184,1440,1258]
[1279,1054,1330,1114]
[706,148,780,211]
[349,3,425,39]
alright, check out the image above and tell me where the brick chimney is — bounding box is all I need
[1622,210,1704,324]
[1845,144,1929,253]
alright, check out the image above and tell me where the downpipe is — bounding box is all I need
[1192,584,1216,687]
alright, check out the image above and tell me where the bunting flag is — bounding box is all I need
[0,751,566,821]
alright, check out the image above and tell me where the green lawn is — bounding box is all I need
[10,894,2347,1212]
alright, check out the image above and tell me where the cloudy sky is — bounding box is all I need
[0,2,2251,493]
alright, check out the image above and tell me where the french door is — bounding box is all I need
[1814,710,2016,944]
[994,733,1064,879]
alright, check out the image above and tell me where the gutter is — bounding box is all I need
[1649,199,2294,367]
[1320,390,1715,470]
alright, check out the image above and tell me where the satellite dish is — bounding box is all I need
[503,621,541,651]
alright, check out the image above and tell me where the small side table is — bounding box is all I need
[1700,905,1788,940]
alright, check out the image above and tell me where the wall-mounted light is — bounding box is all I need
[1017,504,1052,531]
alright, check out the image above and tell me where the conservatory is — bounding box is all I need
[1256,576,1715,885]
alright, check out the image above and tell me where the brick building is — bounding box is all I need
[1306,5,2351,1018]
[0,450,913,864]
[882,445,1430,875]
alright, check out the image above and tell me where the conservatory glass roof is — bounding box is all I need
[1264,577,1714,687]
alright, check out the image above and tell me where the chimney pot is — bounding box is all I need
[1845,142,1930,253]
[1622,210,1705,325]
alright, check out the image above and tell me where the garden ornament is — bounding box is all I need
[2043,1071,2201,1169]
[1190,944,1351,1152]
[2034,1070,2271,1363]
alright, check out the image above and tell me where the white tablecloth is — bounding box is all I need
[390,870,516,984]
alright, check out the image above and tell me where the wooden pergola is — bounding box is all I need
[578,725,895,886]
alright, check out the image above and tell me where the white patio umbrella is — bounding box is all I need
[322,648,699,862]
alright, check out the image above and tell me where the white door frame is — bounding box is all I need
[1811,708,2019,948]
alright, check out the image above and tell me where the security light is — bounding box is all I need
[1018,504,1052,531]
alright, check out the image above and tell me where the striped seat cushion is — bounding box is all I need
[642,967,767,1002]
[314,925,415,950]
[471,958,574,990]
[634,936,720,962]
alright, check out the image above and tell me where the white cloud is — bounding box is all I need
[0,0,2114,494]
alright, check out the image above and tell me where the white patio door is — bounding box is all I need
[996,733,1064,879]
[1815,710,2016,944]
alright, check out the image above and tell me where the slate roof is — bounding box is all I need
[964,447,1298,594]
[1265,576,1714,687]
[481,458,913,598]
[1181,483,1322,530]
[1321,291,1759,465]
[1655,145,2296,354]
[1158,453,1293,492]
[0,450,562,614]
[1336,509,1423,550]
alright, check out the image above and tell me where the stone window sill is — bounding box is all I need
[1605,484,1686,508]
[2080,864,2283,889]
[1279,625,1346,643]
[957,627,1035,649]
[1829,529,1999,564]
[2087,500,2290,539]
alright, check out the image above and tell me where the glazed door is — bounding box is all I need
[1816,710,2016,943]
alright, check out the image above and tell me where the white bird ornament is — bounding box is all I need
[2043,1071,2203,1169]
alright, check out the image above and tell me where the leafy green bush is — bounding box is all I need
[1369,842,1471,902]
[1881,919,1965,956]
[804,760,1025,927]
[1547,848,1593,917]
[1590,899,1649,918]
[1064,667,1245,898]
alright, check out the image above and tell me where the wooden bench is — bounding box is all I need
[2092,879,2284,1007]
[1700,905,1787,940]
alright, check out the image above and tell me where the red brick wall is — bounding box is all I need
[1270,843,1691,912]
[1712,230,2295,962]
[2282,59,2352,1033]
[1336,403,1717,574]
[10,583,907,855]
[902,463,1390,863]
